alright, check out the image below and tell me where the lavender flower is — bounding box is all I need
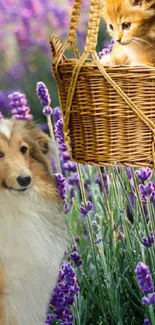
[139,184,148,197]
[70,251,82,266]
[136,262,154,294]
[53,106,62,123]
[55,173,66,200]
[8,91,32,120]
[55,119,67,152]
[149,292,155,304]
[139,182,155,202]
[0,90,10,115]
[142,231,154,248]
[42,106,53,116]
[67,173,79,187]
[150,191,155,202]
[0,112,4,120]
[98,39,115,58]
[125,167,134,188]
[36,82,51,106]
[64,203,70,214]
[142,296,151,305]
[99,48,110,57]
[63,162,77,173]
[96,172,109,196]
[144,319,151,325]
[142,292,155,306]
[61,151,70,162]
[136,168,152,182]
[46,262,79,325]
[126,192,134,223]
[143,237,151,248]
[146,182,155,194]
[80,201,93,216]
[149,231,154,244]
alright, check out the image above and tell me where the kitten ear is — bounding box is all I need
[130,0,143,5]
[144,0,155,9]
[130,0,155,8]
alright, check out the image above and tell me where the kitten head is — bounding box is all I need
[102,0,155,45]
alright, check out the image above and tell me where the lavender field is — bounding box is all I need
[1,1,155,324]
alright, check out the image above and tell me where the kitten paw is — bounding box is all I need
[100,54,115,66]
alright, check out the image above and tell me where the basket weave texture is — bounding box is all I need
[50,0,155,167]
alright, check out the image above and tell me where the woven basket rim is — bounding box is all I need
[54,58,155,71]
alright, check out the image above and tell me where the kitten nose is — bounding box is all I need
[17,176,31,187]
[116,38,121,43]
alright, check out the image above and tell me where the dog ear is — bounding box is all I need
[23,120,50,155]
[35,132,50,155]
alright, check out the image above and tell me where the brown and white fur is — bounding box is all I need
[101,0,155,66]
[0,119,67,325]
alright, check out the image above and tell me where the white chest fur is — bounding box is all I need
[0,189,67,325]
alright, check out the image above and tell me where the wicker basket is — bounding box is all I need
[50,0,155,167]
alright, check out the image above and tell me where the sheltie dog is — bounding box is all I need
[0,119,67,325]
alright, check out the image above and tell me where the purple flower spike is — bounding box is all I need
[125,167,132,180]
[136,262,154,294]
[150,191,155,202]
[136,168,152,182]
[143,237,151,248]
[149,231,154,244]
[146,182,155,195]
[79,206,87,216]
[53,106,62,123]
[36,82,51,106]
[98,48,110,57]
[0,112,4,120]
[98,39,115,58]
[142,296,151,305]
[55,173,66,201]
[42,106,53,116]
[139,184,148,196]
[8,91,32,120]
[144,319,151,325]
[70,251,82,266]
[80,201,93,216]
[64,203,70,214]
[55,119,67,152]
[46,262,79,324]
[150,292,155,304]
[63,162,77,173]
[86,201,93,212]
[68,173,79,187]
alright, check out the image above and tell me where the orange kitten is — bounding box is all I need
[101,0,155,66]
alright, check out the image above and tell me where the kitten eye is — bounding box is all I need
[109,24,114,31]
[0,152,4,158]
[20,146,28,155]
[122,22,131,30]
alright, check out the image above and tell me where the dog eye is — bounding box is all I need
[122,22,131,30]
[0,152,4,158]
[20,146,28,154]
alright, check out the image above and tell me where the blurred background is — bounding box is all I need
[0,0,109,122]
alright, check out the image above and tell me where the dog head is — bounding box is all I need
[0,119,53,194]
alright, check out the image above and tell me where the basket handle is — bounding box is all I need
[51,0,102,62]
[67,0,102,53]
[84,0,101,53]
[67,0,83,45]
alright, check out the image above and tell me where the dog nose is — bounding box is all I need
[17,176,31,187]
